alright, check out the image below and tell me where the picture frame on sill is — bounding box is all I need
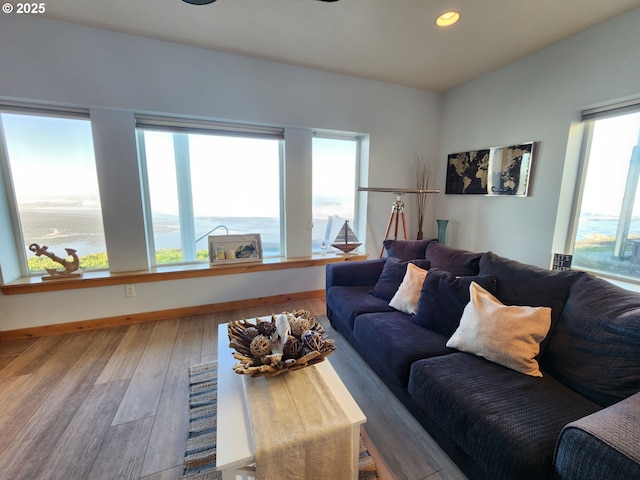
[208,234,263,265]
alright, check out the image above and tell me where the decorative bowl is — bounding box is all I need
[227,310,336,377]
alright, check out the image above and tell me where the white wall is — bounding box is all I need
[0,14,441,331]
[437,8,640,267]
[5,9,638,331]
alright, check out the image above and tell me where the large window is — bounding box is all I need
[137,119,283,265]
[0,110,108,274]
[0,107,365,278]
[572,106,640,280]
[311,136,359,253]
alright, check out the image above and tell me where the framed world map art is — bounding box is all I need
[445,142,535,196]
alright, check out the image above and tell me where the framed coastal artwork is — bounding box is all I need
[445,142,535,196]
[208,233,263,265]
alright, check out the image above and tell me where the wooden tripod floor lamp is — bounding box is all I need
[358,187,440,258]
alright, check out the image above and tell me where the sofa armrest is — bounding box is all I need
[326,259,385,289]
[553,391,640,480]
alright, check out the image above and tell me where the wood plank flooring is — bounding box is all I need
[0,298,467,480]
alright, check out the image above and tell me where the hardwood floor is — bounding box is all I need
[0,298,467,480]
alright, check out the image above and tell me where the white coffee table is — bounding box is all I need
[216,322,366,480]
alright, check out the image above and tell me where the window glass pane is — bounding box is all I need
[573,111,640,280]
[140,129,282,265]
[1,112,108,274]
[189,134,281,258]
[312,137,357,252]
[142,131,182,263]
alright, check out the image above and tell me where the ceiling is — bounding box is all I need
[38,0,640,92]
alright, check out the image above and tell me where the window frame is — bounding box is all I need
[0,103,104,277]
[568,97,640,282]
[310,131,363,253]
[0,104,369,283]
[136,116,286,267]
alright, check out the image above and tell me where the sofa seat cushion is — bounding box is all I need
[326,285,395,334]
[542,274,640,406]
[408,353,600,480]
[353,311,452,388]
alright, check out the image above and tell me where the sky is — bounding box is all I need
[143,131,357,219]
[1,113,100,204]
[2,112,357,220]
[579,111,640,217]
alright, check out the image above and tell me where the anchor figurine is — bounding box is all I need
[29,243,83,280]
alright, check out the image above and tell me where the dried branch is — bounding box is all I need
[412,153,436,235]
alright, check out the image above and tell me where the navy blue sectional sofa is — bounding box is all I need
[326,239,640,480]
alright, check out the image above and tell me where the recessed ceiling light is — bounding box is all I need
[436,11,461,28]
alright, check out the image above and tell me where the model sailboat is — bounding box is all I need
[331,220,361,254]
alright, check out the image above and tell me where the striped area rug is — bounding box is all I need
[182,361,379,480]
[182,362,219,479]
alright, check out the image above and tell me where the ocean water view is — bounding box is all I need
[22,205,640,279]
[20,208,640,255]
[18,206,342,266]
[575,214,640,244]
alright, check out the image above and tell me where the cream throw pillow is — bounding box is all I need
[446,281,552,377]
[389,263,428,315]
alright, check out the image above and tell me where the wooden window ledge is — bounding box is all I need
[0,254,368,295]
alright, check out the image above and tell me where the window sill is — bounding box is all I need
[0,253,368,295]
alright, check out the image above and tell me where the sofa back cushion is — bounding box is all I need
[479,252,582,326]
[369,257,431,302]
[383,239,436,260]
[425,242,483,276]
[542,274,640,406]
[412,269,497,338]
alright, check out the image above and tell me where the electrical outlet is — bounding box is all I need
[125,285,136,297]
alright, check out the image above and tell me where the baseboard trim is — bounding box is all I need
[0,289,325,340]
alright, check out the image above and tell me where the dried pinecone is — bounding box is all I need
[242,326,259,344]
[257,321,276,337]
[282,336,302,360]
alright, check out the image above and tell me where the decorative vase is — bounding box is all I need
[436,219,449,245]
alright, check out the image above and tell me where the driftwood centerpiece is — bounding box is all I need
[228,310,336,377]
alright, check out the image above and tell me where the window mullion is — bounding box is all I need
[0,115,29,277]
[173,133,196,262]
[278,140,286,257]
[137,130,158,266]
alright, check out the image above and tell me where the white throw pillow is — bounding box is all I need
[389,263,428,315]
[446,281,552,377]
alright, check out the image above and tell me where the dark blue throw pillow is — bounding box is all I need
[412,269,497,337]
[370,257,431,302]
[383,239,436,260]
